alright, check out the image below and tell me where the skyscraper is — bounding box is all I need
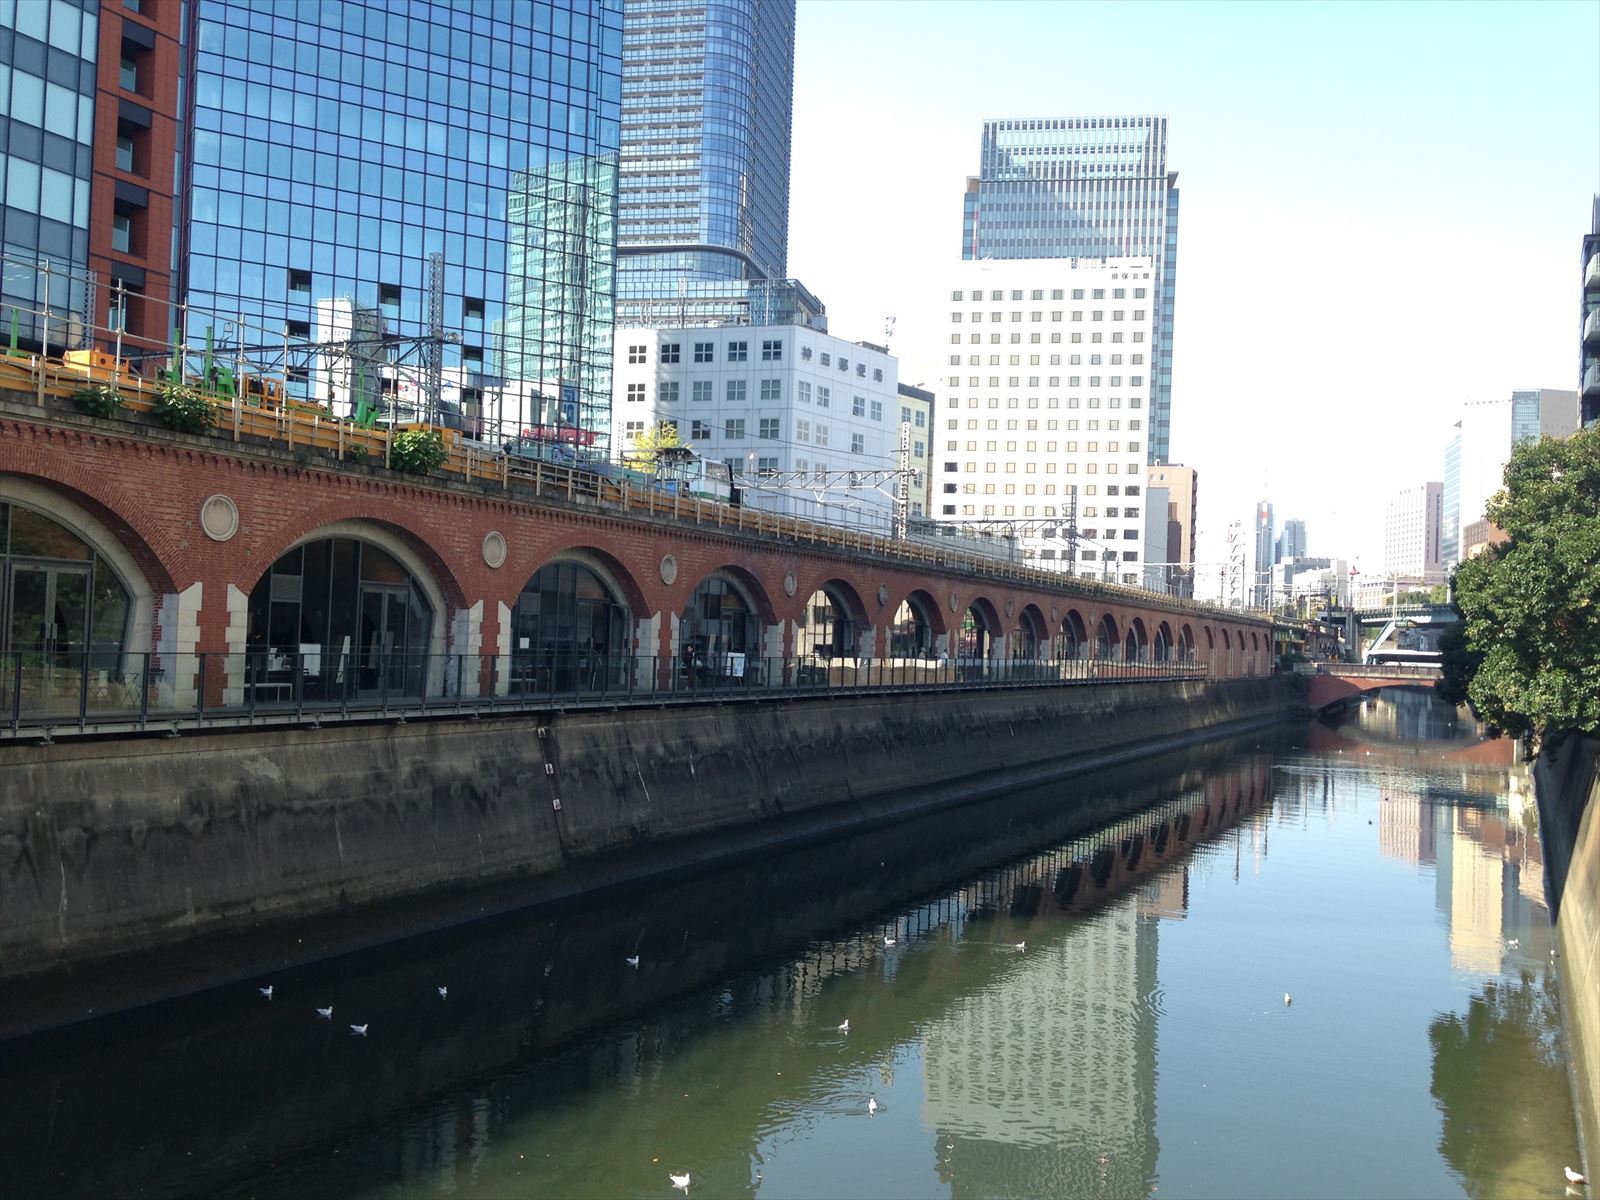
[1442,423,1461,567]
[1252,501,1274,609]
[1384,482,1444,584]
[960,116,1179,464]
[615,0,795,326]
[1274,518,1307,564]
[177,0,624,454]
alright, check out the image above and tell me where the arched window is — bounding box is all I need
[510,560,631,693]
[888,594,936,658]
[680,574,761,679]
[796,587,858,660]
[1,502,131,706]
[247,538,433,699]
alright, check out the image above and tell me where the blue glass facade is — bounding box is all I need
[1441,425,1461,567]
[0,0,99,348]
[180,0,622,453]
[961,116,1179,466]
[615,0,793,324]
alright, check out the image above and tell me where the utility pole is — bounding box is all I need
[424,251,444,426]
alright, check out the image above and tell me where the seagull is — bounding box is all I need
[1506,938,1519,950]
[350,1023,369,1037]
[838,1019,850,1033]
[259,985,273,1000]
[1565,1166,1587,1185]
[437,986,448,999]
[868,1097,878,1116]
[883,936,896,947]
[625,955,640,969]
[1284,993,1293,1006]
[1014,941,1026,952]
[315,1006,333,1020]
[669,1171,691,1193]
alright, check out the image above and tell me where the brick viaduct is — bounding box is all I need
[0,398,1276,699]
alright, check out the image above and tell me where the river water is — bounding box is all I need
[2,691,1585,1199]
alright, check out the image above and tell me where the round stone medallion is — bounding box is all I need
[660,554,679,585]
[877,584,889,609]
[783,570,798,597]
[481,530,507,569]
[199,494,238,542]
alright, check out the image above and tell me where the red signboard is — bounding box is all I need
[519,425,596,446]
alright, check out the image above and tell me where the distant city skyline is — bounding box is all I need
[787,0,1598,575]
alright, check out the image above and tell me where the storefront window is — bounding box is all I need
[245,538,433,698]
[509,560,631,693]
[795,587,856,660]
[0,502,131,671]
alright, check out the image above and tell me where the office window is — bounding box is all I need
[796,419,810,442]
[111,212,131,253]
[726,379,747,403]
[725,418,746,439]
[816,386,830,408]
[851,432,865,455]
[627,344,647,365]
[870,399,883,421]
[660,342,681,363]
[728,340,748,362]
[116,135,135,173]
[759,418,780,439]
[761,339,783,361]
[692,381,713,402]
[660,382,680,403]
[816,424,830,447]
[760,379,781,402]
[691,420,712,439]
[798,381,812,404]
[757,456,779,475]
[694,342,714,363]
[852,395,865,417]
[624,420,644,438]
[120,57,138,92]
[625,382,645,403]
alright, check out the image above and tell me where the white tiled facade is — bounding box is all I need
[1383,481,1444,584]
[933,259,1157,585]
[611,325,901,525]
[896,384,934,519]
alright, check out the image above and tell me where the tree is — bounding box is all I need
[622,420,689,466]
[1449,425,1600,748]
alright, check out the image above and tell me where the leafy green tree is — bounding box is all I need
[1449,425,1600,747]
[389,428,447,474]
[622,420,690,466]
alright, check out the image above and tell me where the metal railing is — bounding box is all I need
[1,648,1210,740]
[1293,662,1441,678]
[0,345,1274,628]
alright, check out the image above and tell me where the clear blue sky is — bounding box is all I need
[788,0,1600,578]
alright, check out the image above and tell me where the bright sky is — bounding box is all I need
[787,0,1600,575]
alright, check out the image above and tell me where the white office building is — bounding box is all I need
[611,325,901,526]
[1384,481,1444,584]
[933,258,1158,585]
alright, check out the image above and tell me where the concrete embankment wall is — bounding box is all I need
[0,676,1295,997]
[1536,740,1600,1170]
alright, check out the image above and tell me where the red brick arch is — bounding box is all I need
[504,540,656,620]
[884,585,950,637]
[0,460,181,595]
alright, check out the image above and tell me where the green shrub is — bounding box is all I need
[389,428,447,475]
[346,444,370,464]
[152,379,215,434]
[70,385,123,418]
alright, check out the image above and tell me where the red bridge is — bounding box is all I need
[1302,663,1442,712]
[0,386,1274,732]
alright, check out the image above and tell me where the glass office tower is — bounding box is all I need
[615,0,794,326]
[961,116,1179,465]
[180,0,622,455]
[0,0,100,350]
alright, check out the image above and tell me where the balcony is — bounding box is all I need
[1584,361,1600,399]
[1587,308,1600,347]
[1588,253,1600,291]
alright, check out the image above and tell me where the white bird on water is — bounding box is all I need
[1014,941,1027,952]
[315,1006,333,1020]
[838,1019,850,1034]
[626,955,640,969]
[1284,993,1293,1007]
[868,1097,879,1117]
[883,936,896,948]
[669,1171,691,1193]
[259,985,273,1001]
[1506,938,1520,950]
[1565,1166,1587,1185]
[350,1023,369,1037]
[437,986,448,999]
